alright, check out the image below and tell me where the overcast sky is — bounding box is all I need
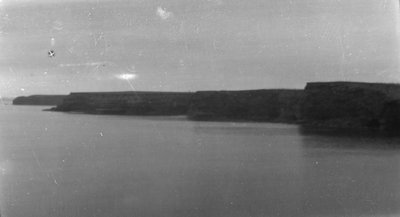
[0,0,399,96]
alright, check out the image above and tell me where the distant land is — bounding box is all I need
[1,97,14,105]
[50,91,193,116]
[13,95,67,106]
[13,82,400,131]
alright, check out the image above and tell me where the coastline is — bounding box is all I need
[14,81,400,131]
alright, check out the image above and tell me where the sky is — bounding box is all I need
[0,0,399,96]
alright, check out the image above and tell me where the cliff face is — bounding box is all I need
[53,91,193,115]
[187,89,304,122]
[13,95,67,105]
[302,82,400,130]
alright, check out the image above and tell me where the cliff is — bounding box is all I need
[52,91,193,115]
[13,95,67,105]
[48,81,400,131]
[302,82,400,130]
[51,89,304,122]
[187,89,304,122]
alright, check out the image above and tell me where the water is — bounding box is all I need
[0,105,399,217]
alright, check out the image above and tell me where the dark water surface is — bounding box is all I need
[0,105,399,217]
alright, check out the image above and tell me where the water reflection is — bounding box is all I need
[300,129,400,217]
[0,141,8,217]
[0,106,400,217]
[300,126,400,139]
[187,122,305,217]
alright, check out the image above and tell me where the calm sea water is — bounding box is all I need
[0,105,399,217]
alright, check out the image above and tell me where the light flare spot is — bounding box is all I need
[116,73,137,80]
[157,6,173,20]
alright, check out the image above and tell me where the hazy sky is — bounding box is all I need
[0,0,399,96]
